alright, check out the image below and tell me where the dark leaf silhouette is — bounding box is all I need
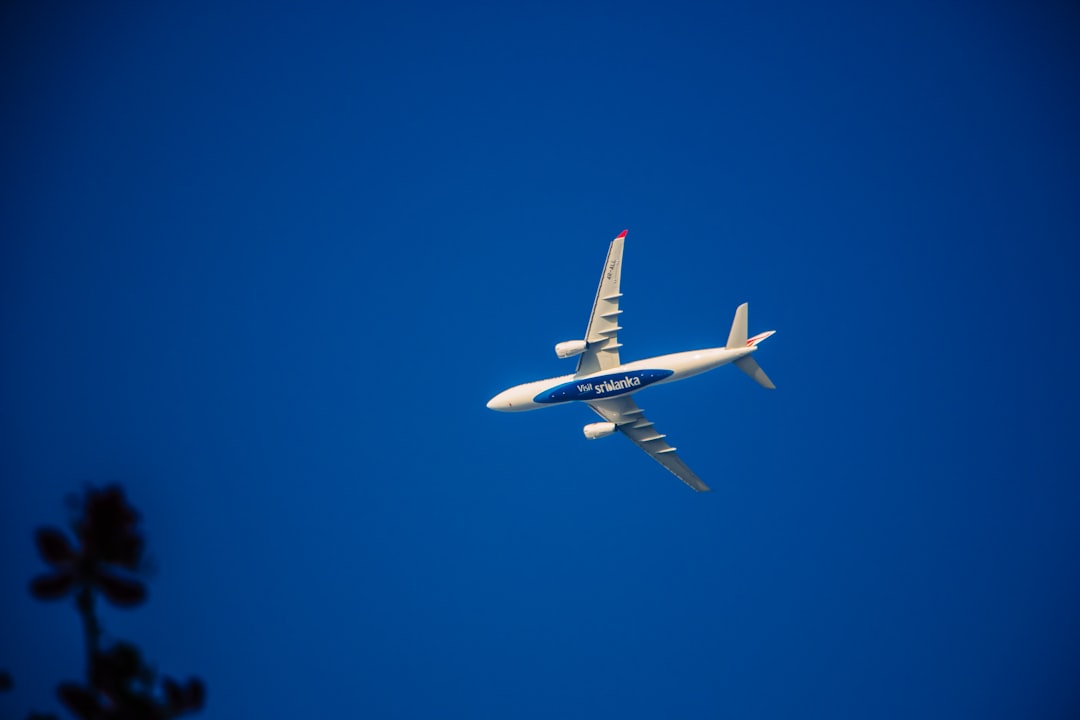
[30,572,77,600]
[183,678,206,711]
[160,676,206,714]
[163,678,184,708]
[90,642,143,697]
[94,572,147,607]
[35,528,77,566]
[56,683,100,718]
[79,486,143,569]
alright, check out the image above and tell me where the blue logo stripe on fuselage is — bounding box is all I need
[533,369,674,404]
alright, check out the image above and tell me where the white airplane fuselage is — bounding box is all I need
[487,345,758,412]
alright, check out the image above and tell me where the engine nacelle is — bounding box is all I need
[555,340,588,359]
[583,421,617,440]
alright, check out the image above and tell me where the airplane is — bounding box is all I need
[486,229,777,492]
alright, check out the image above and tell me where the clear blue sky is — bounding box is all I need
[3,2,1079,718]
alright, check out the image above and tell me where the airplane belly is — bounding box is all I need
[533,369,674,404]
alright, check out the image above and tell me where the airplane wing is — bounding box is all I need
[588,395,711,492]
[576,230,626,375]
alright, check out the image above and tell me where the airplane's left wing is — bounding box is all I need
[588,395,711,492]
[576,230,626,376]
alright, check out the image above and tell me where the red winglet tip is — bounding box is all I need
[616,229,628,239]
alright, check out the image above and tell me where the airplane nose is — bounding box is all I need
[486,390,512,411]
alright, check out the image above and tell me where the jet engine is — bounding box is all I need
[555,340,587,359]
[583,421,617,440]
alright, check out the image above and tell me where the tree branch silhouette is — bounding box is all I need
[24,485,205,719]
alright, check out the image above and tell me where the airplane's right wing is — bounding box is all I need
[588,395,711,492]
[576,230,627,376]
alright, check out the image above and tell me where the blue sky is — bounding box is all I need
[2,1,1079,717]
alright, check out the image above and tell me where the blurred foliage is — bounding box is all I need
[15,485,205,719]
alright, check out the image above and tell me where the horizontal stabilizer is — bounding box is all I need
[733,356,776,390]
[747,330,775,346]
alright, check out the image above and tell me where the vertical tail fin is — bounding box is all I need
[727,303,777,389]
[726,302,748,349]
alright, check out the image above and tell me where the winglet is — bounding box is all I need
[615,229,628,239]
